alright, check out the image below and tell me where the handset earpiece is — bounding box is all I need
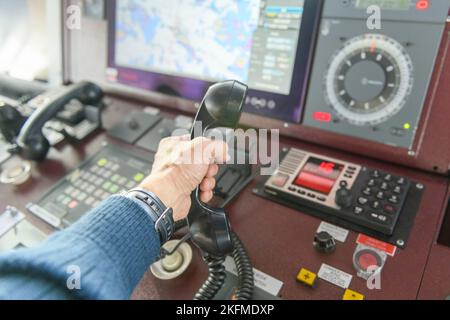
[14,81,103,161]
[187,80,248,256]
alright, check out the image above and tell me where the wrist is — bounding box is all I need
[123,189,174,244]
[139,169,188,221]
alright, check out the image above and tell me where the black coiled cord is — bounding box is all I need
[194,232,254,300]
[231,232,254,300]
[194,254,227,300]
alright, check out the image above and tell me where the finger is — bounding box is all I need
[200,177,216,192]
[213,140,229,164]
[206,164,219,178]
[200,190,214,203]
[203,139,229,164]
[177,134,191,141]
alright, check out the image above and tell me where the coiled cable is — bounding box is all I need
[194,232,254,300]
[231,232,254,300]
[194,254,227,300]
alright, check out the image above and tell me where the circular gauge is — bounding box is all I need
[325,34,413,126]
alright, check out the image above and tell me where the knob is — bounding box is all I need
[313,231,336,254]
[335,185,353,208]
[127,118,139,130]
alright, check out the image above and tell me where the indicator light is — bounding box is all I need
[403,123,411,130]
[416,0,429,10]
[313,112,332,122]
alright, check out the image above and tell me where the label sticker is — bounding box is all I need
[318,263,353,289]
[26,203,61,228]
[317,221,349,242]
[356,234,397,256]
[224,256,283,296]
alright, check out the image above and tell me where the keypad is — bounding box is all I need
[29,146,152,229]
[351,169,409,229]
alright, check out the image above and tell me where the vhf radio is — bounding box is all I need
[264,148,414,235]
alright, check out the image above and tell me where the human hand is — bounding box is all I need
[138,135,229,222]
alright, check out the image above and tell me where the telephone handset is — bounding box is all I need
[14,81,103,161]
[188,80,248,256]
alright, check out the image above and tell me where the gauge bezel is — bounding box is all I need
[325,34,414,126]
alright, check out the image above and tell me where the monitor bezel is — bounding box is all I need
[106,0,323,123]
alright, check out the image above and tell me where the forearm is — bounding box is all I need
[0,196,161,300]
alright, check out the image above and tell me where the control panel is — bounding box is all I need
[303,0,449,148]
[27,145,152,229]
[264,148,414,235]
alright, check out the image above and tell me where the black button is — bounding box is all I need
[376,191,385,200]
[358,197,368,205]
[367,179,377,187]
[369,212,389,224]
[348,166,357,171]
[397,177,405,185]
[362,187,372,196]
[344,174,352,178]
[371,201,381,209]
[380,182,389,191]
[317,196,326,202]
[353,206,364,215]
[384,174,392,181]
[388,195,399,204]
[383,204,396,214]
[372,170,380,178]
[393,186,402,194]
[288,186,296,192]
[307,193,316,199]
[298,190,306,195]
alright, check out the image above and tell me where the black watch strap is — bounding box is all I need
[123,188,174,244]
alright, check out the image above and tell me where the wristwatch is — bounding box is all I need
[123,188,174,244]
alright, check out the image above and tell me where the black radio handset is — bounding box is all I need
[14,81,103,161]
[188,80,248,256]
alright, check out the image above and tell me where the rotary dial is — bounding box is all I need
[325,34,413,126]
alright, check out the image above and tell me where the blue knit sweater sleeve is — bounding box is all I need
[0,195,161,300]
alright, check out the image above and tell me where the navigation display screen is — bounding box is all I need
[107,0,322,123]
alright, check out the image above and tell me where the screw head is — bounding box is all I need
[407,150,415,157]
[416,184,424,190]
[252,188,259,193]
[397,239,405,246]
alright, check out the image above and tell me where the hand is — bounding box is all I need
[138,135,229,222]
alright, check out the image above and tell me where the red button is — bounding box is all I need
[313,112,332,122]
[383,204,396,214]
[69,200,78,209]
[358,253,379,270]
[416,0,429,10]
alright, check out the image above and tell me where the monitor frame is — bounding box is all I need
[106,0,323,123]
